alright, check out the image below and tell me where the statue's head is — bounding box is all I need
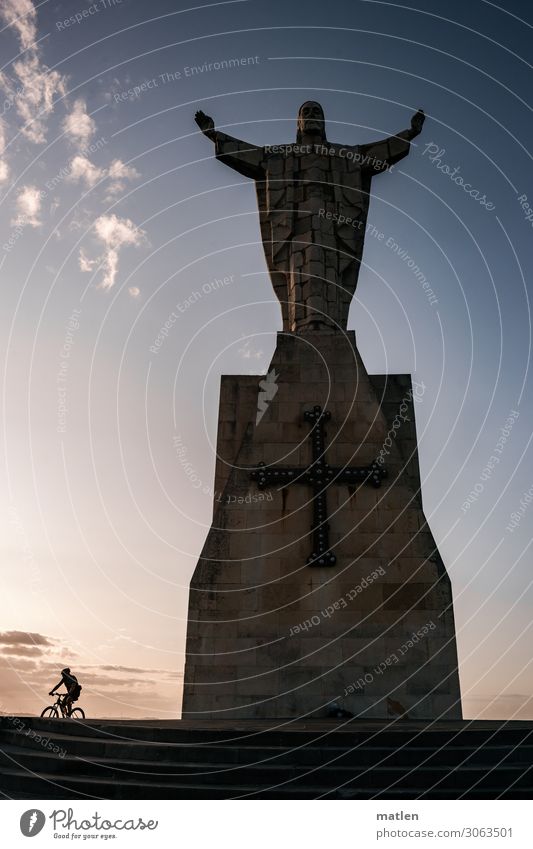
[297,101,326,143]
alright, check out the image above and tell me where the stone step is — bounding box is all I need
[2,763,532,800]
[2,743,533,792]
[5,717,533,747]
[0,766,314,799]
[334,788,533,800]
[2,718,533,799]
[3,729,533,769]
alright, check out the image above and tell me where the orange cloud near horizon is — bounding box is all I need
[0,629,183,719]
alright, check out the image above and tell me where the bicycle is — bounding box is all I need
[40,691,85,720]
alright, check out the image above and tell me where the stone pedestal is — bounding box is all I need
[182,331,462,720]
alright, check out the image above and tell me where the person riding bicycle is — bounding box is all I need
[49,668,81,717]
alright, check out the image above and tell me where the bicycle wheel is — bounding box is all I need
[70,707,85,719]
[40,706,59,718]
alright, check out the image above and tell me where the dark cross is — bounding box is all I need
[250,405,387,567]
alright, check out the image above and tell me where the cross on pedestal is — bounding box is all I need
[250,405,387,567]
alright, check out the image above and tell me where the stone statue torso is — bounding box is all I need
[213,130,410,330]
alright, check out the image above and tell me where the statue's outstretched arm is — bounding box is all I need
[195,110,264,180]
[358,109,425,173]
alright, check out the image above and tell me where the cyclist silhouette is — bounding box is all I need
[49,667,81,717]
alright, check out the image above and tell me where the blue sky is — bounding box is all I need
[1,0,532,719]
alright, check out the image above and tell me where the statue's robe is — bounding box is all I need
[213,131,413,331]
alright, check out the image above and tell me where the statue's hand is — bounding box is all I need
[195,110,215,136]
[410,108,425,137]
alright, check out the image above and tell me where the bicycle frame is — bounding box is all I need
[53,692,72,717]
[41,690,84,720]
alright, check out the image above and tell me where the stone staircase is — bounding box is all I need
[1,717,533,799]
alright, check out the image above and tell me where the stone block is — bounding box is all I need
[300,637,344,666]
[241,560,281,584]
[382,582,432,611]
[233,667,280,696]
[182,332,461,720]
[237,615,280,639]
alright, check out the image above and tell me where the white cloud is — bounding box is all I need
[67,155,139,196]
[62,99,95,147]
[0,121,9,183]
[94,213,144,249]
[100,248,119,288]
[80,214,146,290]
[12,55,67,144]
[0,2,67,145]
[68,154,104,187]
[238,339,263,359]
[12,184,42,227]
[0,630,52,647]
[68,208,91,232]
[78,248,97,273]
[106,158,140,196]
[0,0,37,51]
[128,287,140,299]
[107,159,138,182]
